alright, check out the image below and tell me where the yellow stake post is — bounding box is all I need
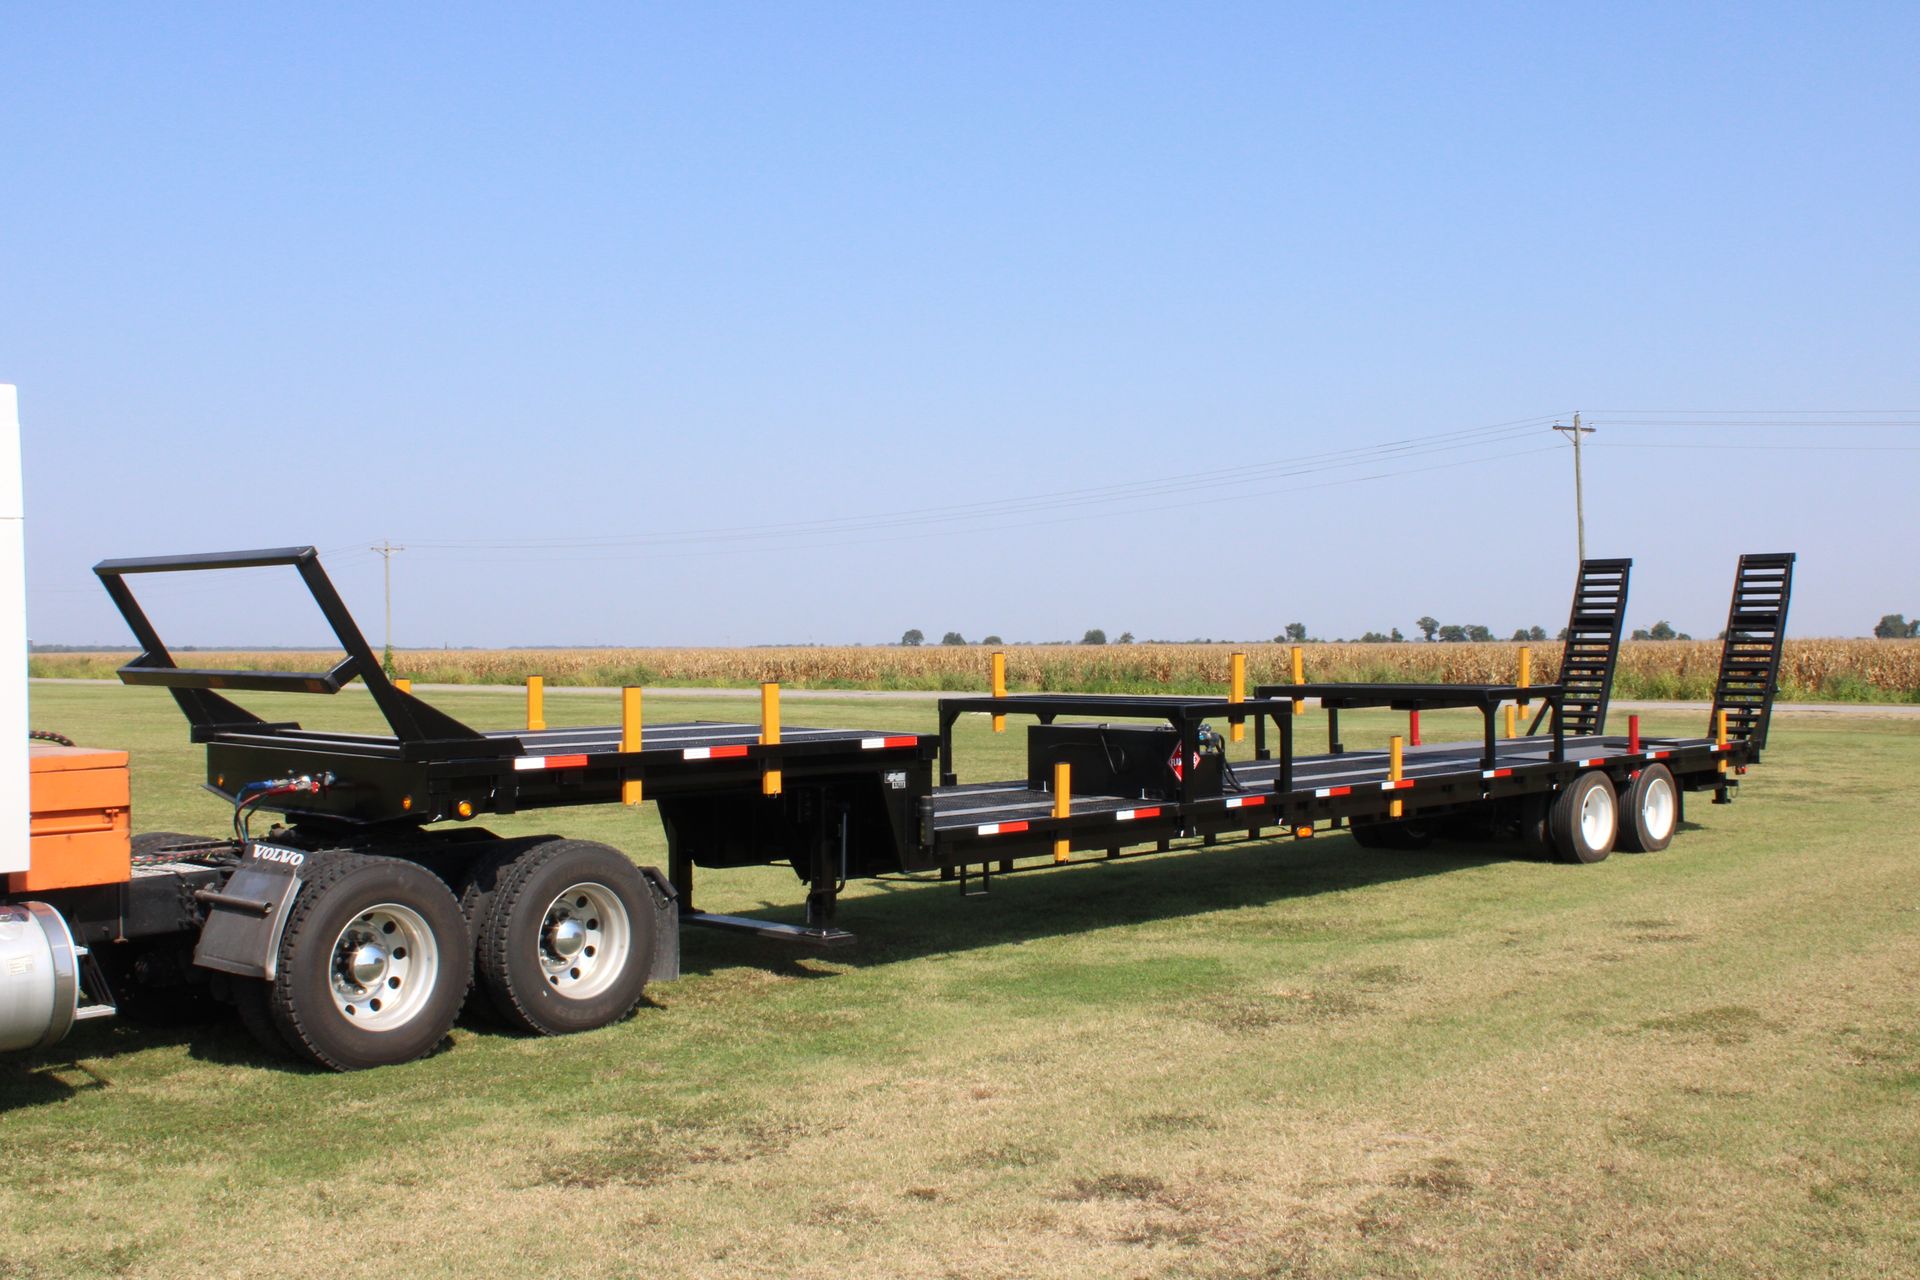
[1518,645,1532,709]
[1229,651,1246,743]
[1052,761,1071,863]
[621,687,644,806]
[1716,708,1729,774]
[1389,734,1405,819]
[394,678,411,694]
[527,675,545,732]
[991,651,1007,734]
[761,682,782,796]
[1291,645,1305,716]
[1504,704,1517,739]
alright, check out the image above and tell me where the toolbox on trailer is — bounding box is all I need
[12,743,131,893]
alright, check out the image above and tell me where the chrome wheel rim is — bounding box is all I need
[539,882,631,1000]
[328,903,439,1030]
[1579,784,1616,849]
[1642,775,1676,841]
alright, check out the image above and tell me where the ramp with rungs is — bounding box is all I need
[1545,557,1632,737]
[1709,552,1796,752]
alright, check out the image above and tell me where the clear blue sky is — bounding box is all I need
[5,3,1915,647]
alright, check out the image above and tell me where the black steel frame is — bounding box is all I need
[93,546,496,753]
[1252,682,1567,774]
[935,693,1300,800]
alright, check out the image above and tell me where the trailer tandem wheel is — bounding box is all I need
[258,853,473,1071]
[475,840,655,1036]
[1616,764,1679,853]
[1548,771,1618,864]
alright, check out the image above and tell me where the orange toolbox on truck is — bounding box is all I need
[12,742,132,892]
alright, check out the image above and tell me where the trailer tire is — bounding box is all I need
[1549,771,1617,864]
[1617,764,1678,853]
[476,840,654,1037]
[261,854,472,1071]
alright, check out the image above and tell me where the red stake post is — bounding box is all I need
[1409,710,1422,746]
[1628,714,1641,755]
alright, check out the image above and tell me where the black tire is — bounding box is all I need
[452,840,538,1023]
[231,980,293,1057]
[1617,764,1679,853]
[1548,770,1618,864]
[477,839,655,1036]
[1349,819,1434,850]
[259,853,472,1071]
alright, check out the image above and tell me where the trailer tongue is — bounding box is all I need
[3,545,1795,1070]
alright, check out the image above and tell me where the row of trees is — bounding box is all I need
[901,629,1131,646]
[901,618,1758,646]
[1875,614,1920,638]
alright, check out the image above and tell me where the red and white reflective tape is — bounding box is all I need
[860,735,920,750]
[682,744,750,761]
[1648,750,1670,760]
[514,754,589,771]
[976,820,1030,836]
[1115,807,1161,822]
[1314,785,1352,798]
[1579,758,1602,767]
[1482,767,1513,779]
[1380,779,1415,791]
[1225,795,1266,810]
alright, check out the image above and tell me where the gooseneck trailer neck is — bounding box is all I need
[1,546,1795,1071]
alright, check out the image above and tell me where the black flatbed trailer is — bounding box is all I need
[3,546,1795,1071]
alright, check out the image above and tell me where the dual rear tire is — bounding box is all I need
[464,839,657,1036]
[1546,765,1678,863]
[236,839,656,1070]
[240,854,472,1071]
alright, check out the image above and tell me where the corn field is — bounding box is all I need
[30,640,1920,702]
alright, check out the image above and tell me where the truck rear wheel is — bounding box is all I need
[260,854,472,1071]
[1617,764,1678,853]
[1549,771,1617,864]
[476,840,654,1036]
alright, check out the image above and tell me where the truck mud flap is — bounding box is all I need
[639,865,680,984]
[191,858,304,981]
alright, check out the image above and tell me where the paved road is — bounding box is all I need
[29,677,1919,716]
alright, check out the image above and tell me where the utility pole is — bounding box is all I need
[371,540,405,670]
[1553,412,1594,563]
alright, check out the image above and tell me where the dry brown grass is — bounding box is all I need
[31,638,1920,701]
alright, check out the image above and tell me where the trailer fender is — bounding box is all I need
[638,865,681,984]
[190,845,309,981]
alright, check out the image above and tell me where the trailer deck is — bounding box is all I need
[0,544,1795,1070]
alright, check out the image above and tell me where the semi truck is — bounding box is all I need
[1,387,1797,1070]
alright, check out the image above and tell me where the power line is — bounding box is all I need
[1591,442,1920,452]
[402,413,1570,555]
[397,442,1567,566]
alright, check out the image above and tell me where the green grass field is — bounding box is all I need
[4,684,1918,1279]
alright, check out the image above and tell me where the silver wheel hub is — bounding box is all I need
[539,882,632,1000]
[1579,784,1615,848]
[547,917,588,961]
[329,903,439,1030]
[1643,776,1676,840]
[347,942,389,988]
